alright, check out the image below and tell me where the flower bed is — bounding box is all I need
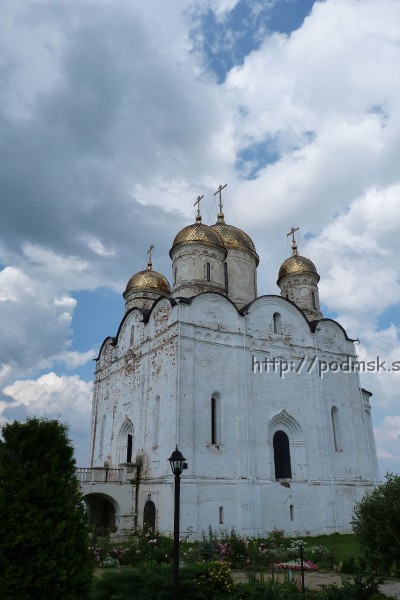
[274,560,318,571]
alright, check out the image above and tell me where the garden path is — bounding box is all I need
[231,570,400,597]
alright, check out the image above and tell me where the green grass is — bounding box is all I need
[296,533,361,565]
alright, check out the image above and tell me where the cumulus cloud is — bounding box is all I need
[1,372,93,464]
[1,0,400,472]
[374,416,400,475]
[0,264,90,384]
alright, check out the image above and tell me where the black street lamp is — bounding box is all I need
[168,446,187,600]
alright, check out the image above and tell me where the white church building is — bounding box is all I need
[77,189,380,537]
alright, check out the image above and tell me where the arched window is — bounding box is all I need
[290,504,294,521]
[127,434,133,463]
[206,262,211,282]
[331,406,342,451]
[117,419,134,465]
[174,266,177,285]
[219,506,224,525]
[273,312,282,334]
[273,430,292,479]
[143,500,156,532]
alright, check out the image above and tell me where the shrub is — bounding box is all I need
[352,474,400,572]
[125,529,173,565]
[0,418,92,599]
[90,562,234,599]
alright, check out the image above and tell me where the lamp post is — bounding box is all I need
[168,446,187,600]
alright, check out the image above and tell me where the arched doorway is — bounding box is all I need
[84,493,118,532]
[143,500,156,532]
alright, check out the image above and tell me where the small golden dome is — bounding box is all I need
[211,215,259,264]
[170,219,226,256]
[278,254,319,283]
[125,265,171,295]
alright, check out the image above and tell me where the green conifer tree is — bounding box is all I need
[0,418,92,599]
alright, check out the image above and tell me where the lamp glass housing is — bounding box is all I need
[168,447,186,476]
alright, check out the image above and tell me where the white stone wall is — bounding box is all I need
[224,248,258,308]
[86,291,379,537]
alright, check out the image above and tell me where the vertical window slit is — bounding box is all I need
[211,397,217,444]
[224,262,228,293]
[273,312,282,334]
[206,262,211,282]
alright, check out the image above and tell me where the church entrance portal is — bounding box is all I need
[143,500,156,531]
[84,493,117,531]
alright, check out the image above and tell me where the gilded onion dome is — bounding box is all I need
[277,238,319,284]
[125,262,171,295]
[170,213,226,257]
[211,212,259,264]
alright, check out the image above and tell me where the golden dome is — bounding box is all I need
[125,264,171,295]
[170,217,226,256]
[211,214,259,264]
[278,254,319,283]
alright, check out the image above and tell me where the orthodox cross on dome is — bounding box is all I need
[287,226,299,256]
[147,244,154,269]
[194,195,204,222]
[214,184,227,222]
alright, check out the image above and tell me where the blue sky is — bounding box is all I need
[1,0,400,475]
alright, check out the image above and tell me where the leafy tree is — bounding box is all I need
[0,418,92,599]
[352,474,400,572]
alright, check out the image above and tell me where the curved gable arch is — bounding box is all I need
[268,410,303,440]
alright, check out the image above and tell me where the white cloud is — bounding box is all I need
[56,349,97,369]
[0,263,94,386]
[1,372,93,464]
[0,0,400,476]
[374,416,400,475]
[306,184,400,320]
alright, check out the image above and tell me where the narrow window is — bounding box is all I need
[153,395,160,448]
[331,406,341,451]
[211,397,217,444]
[174,266,177,285]
[224,262,228,293]
[99,415,106,459]
[219,506,224,525]
[312,291,317,309]
[273,430,292,479]
[290,504,294,521]
[206,262,211,282]
[127,433,133,463]
[273,312,282,334]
